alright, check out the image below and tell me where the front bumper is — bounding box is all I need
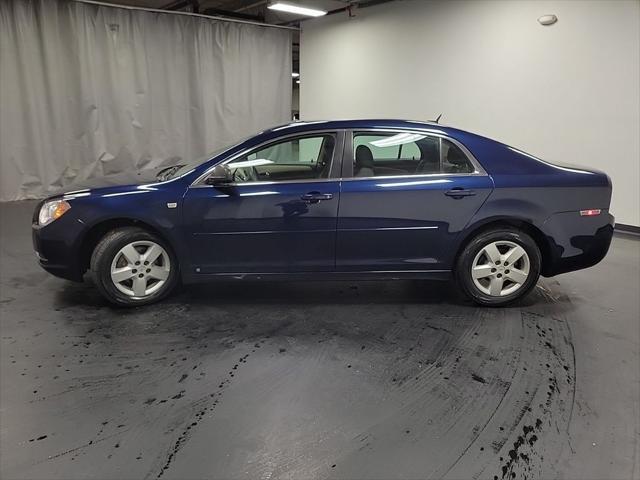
[32,207,85,282]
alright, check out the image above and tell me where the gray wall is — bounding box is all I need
[301,0,640,226]
[0,0,292,201]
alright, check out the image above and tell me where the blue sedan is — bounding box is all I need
[32,119,614,306]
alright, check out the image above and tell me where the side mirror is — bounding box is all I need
[204,164,232,185]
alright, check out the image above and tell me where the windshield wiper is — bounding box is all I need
[156,165,185,181]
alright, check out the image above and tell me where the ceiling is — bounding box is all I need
[106,0,369,25]
[88,0,394,87]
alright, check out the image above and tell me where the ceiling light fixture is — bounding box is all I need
[296,79,300,84]
[268,2,327,17]
[292,72,300,78]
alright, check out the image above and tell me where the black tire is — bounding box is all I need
[455,227,541,306]
[90,227,178,307]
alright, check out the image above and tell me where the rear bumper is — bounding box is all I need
[541,211,614,276]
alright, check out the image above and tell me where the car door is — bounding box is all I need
[336,129,493,271]
[183,131,344,274]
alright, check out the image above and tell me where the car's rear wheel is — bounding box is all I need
[90,227,178,306]
[455,227,541,306]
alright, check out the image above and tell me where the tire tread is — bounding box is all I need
[90,227,177,306]
[455,227,541,307]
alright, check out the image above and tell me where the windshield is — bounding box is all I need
[157,135,254,181]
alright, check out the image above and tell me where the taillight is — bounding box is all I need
[580,209,601,217]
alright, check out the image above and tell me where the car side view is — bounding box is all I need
[32,119,614,307]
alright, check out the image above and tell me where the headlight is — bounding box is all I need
[38,199,71,226]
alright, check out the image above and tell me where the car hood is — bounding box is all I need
[52,168,167,196]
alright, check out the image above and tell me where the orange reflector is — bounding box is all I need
[580,209,601,216]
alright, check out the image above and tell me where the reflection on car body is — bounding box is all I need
[32,119,614,306]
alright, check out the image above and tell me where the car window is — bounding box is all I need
[441,138,474,174]
[353,135,422,162]
[352,132,475,177]
[227,134,336,183]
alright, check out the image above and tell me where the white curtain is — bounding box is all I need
[0,0,292,200]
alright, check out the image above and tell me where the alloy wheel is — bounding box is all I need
[471,240,530,297]
[110,241,171,298]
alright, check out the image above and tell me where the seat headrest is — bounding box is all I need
[355,145,374,168]
[418,141,438,162]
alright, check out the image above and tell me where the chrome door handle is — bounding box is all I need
[300,192,333,203]
[444,188,476,198]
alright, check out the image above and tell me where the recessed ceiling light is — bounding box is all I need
[268,2,327,17]
[296,79,300,84]
[292,72,300,78]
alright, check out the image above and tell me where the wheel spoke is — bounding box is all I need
[148,266,169,281]
[471,240,531,298]
[506,268,528,284]
[503,245,526,265]
[143,244,164,264]
[111,266,135,283]
[120,244,141,265]
[472,265,493,279]
[132,276,147,296]
[111,241,171,298]
[483,243,501,263]
[489,276,504,296]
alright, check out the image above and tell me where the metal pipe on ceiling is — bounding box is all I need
[274,0,397,27]
[234,1,269,13]
[325,0,398,16]
[71,0,299,30]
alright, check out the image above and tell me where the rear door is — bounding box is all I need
[336,130,493,271]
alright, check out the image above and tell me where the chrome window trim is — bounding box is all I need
[190,127,487,188]
[191,177,340,188]
[190,130,342,188]
[348,128,487,179]
[340,172,485,182]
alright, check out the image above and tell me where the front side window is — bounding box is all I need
[226,134,336,183]
[352,132,475,177]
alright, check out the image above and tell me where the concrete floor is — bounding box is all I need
[1,200,638,480]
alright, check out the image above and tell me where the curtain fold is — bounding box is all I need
[0,0,292,200]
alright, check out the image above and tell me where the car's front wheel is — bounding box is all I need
[90,227,178,306]
[455,227,541,306]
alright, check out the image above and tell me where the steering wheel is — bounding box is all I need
[232,165,260,183]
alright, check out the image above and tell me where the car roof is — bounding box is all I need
[261,119,458,136]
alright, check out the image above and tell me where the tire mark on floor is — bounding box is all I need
[490,291,576,479]
[152,339,264,479]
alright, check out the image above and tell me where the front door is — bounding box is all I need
[183,132,343,274]
[336,130,493,271]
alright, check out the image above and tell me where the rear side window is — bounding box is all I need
[441,138,474,174]
[352,132,475,177]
